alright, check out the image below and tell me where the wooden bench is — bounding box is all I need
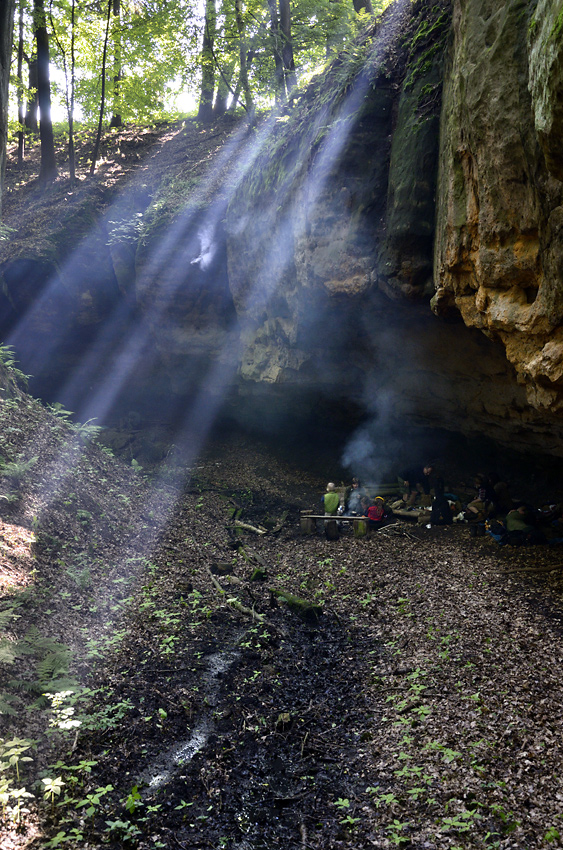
[300,514,369,538]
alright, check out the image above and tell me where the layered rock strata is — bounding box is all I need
[433,0,563,422]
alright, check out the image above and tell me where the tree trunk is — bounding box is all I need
[33,0,57,183]
[279,0,296,94]
[234,0,252,112]
[353,0,373,13]
[213,63,232,116]
[267,0,285,102]
[0,0,16,217]
[198,0,216,123]
[68,0,76,182]
[16,1,25,167]
[109,0,122,128]
[25,55,39,133]
[90,0,112,175]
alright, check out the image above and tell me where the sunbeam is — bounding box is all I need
[4,0,411,595]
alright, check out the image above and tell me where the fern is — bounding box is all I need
[0,607,20,630]
[48,402,74,420]
[36,650,71,686]
[0,455,38,485]
[0,344,30,389]
[72,419,103,440]
[0,693,21,716]
[20,627,65,654]
[0,641,18,665]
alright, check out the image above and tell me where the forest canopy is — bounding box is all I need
[6,0,393,127]
[0,0,391,201]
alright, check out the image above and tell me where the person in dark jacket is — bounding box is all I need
[345,478,366,514]
[399,464,433,506]
[430,478,453,525]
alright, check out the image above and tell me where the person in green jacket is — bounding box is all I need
[322,483,340,516]
[505,504,545,545]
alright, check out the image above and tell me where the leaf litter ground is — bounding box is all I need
[2,413,563,849]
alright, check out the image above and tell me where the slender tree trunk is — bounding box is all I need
[234,0,252,112]
[68,0,76,182]
[267,0,284,102]
[0,0,16,218]
[16,2,25,167]
[90,0,112,175]
[48,0,76,181]
[25,55,39,132]
[213,62,233,116]
[198,0,216,122]
[228,44,257,112]
[33,0,57,183]
[279,0,296,93]
[110,0,122,128]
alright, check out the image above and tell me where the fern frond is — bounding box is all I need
[36,650,71,686]
[0,641,17,665]
[0,608,20,631]
[8,678,42,693]
[41,677,80,693]
[0,693,22,716]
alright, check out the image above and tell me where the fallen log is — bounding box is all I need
[234,520,267,535]
[270,589,323,622]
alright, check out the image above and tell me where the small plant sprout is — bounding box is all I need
[124,784,143,815]
[9,785,34,822]
[77,783,113,823]
[42,775,65,811]
[387,819,412,846]
[0,738,35,782]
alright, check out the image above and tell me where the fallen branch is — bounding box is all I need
[377,523,417,540]
[234,520,267,535]
[207,567,264,622]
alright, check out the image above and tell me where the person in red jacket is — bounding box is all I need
[364,496,387,530]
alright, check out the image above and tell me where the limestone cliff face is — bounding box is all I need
[3,0,563,458]
[433,0,563,423]
[225,0,563,454]
[226,0,453,389]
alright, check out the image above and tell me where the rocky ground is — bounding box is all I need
[2,370,563,850]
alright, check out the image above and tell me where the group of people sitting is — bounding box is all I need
[321,465,563,546]
[461,472,562,546]
[321,479,392,531]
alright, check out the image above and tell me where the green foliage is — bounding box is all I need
[0,224,16,242]
[48,402,74,420]
[0,454,38,487]
[0,737,35,782]
[10,0,392,134]
[44,0,200,124]
[0,344,30,390]
[545,826,561,843]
